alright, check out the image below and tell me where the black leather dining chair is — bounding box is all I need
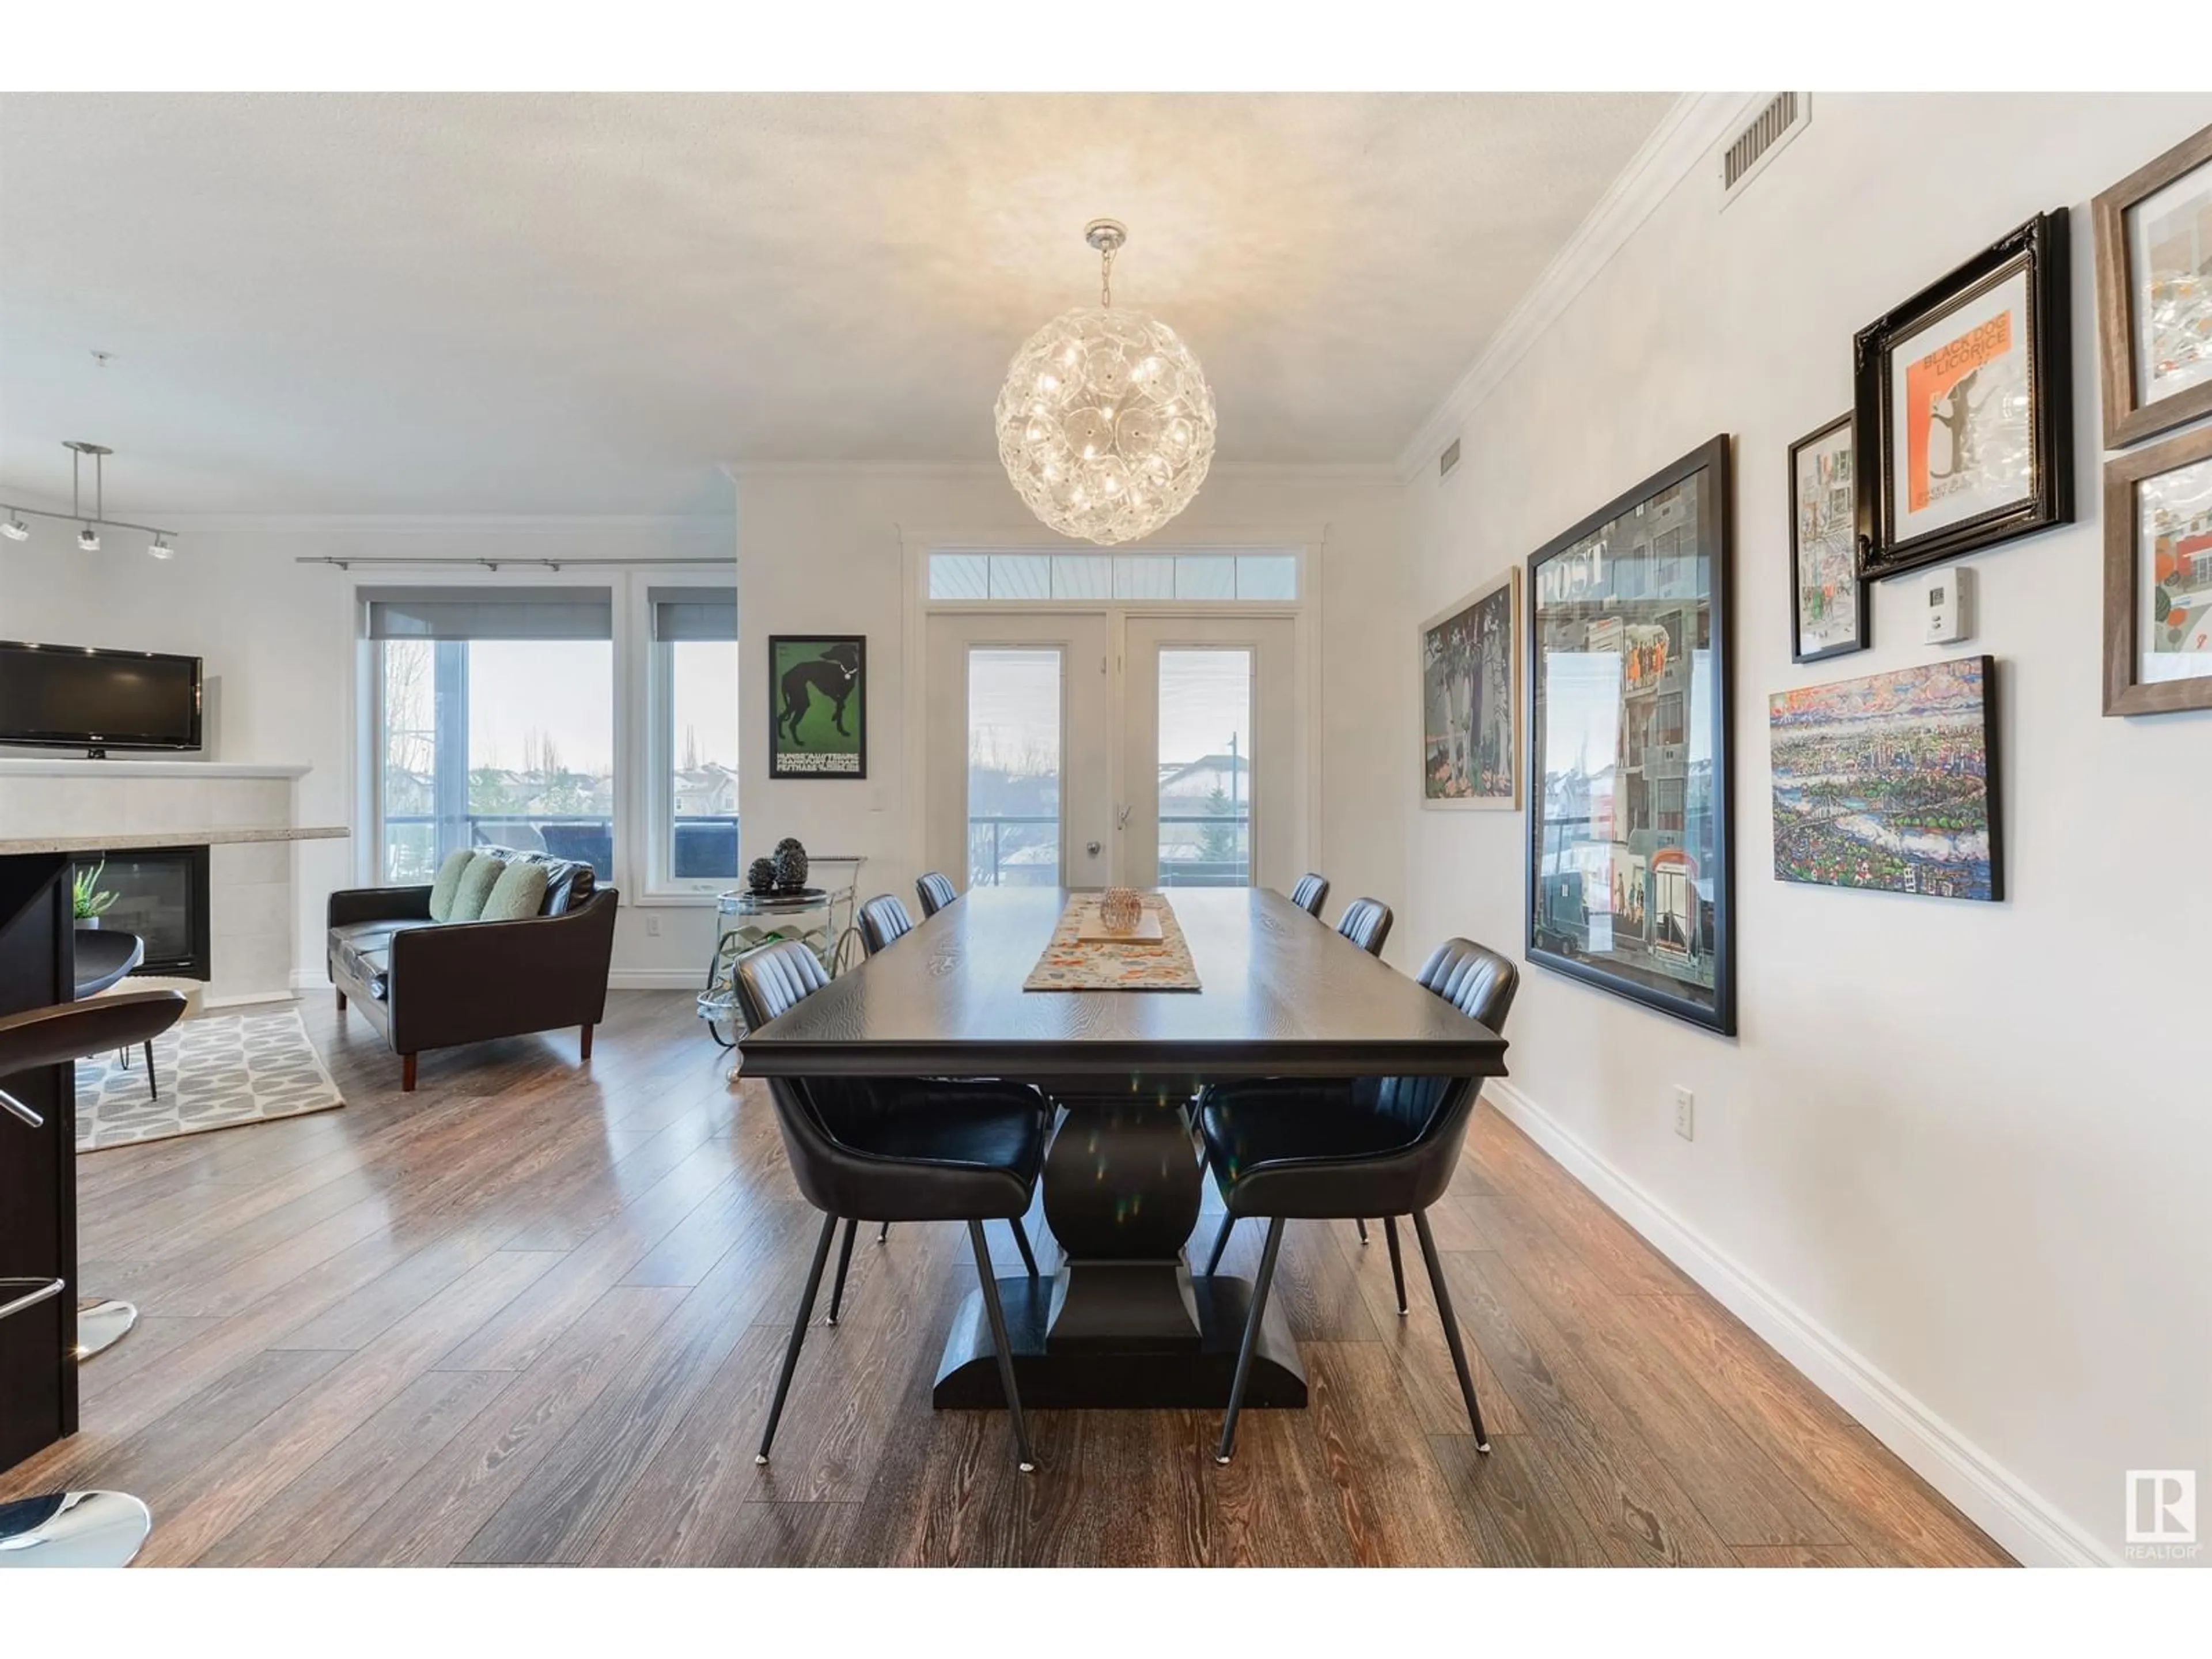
[857,893,915,957]
[1195,937,1519,1464]
[915,872,959,918]
[1335,898,1393,958]
[734,940,1048,1472]
[1287,873,1330,917]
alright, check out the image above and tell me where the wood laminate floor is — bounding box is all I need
[0,991,2013,1567]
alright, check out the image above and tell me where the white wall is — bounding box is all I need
[733,466,1410,942]
[0,516,735,987]
[1406,93,2212,1566]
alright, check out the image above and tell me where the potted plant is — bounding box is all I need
[73,860,118,929]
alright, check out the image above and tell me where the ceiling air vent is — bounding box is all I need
[1719,92,1809,209]
[1439,437,1462,479]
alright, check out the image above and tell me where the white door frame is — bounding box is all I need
[899,525,1325,889]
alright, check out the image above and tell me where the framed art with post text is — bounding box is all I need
[1420,568,1520,809]
[767,635,868,779]
[1854,212,2073,582]
[2092,121,2212,451]
[1525,434,1736,1035]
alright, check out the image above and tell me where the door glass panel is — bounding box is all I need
[1157,647,1253,886]
[967,647,1063,887]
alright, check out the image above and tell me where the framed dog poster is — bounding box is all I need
[1853,211,2072,582]
[768,635,868,779]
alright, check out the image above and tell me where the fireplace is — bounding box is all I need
[69,845,213,980]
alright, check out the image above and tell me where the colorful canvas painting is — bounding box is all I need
[1420,570,1519,808]
[1769,657,2002,902]
[2140,451,2212,680]
[768,635,868,779]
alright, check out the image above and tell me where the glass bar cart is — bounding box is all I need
[698,855,865,1053]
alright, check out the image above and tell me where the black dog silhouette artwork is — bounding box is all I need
[778,639,863,747]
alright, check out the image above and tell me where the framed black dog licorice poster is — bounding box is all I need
[768,635,868,779]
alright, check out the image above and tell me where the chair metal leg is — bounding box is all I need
[143,1039,157,1103]
[755,1213,838,1464]
[1215,1216,1286,1465]
[1411,1208,1490,1452]
[967,1220,1036,1473]
[825,1217,859,1325]
[1007,1215,1041,1278]
[877,1221,890,1244]
[1202,1213,1236,1277]
[1355,1217,1369,1245]
[1382,1215,1408,1316]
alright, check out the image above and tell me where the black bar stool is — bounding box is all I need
[0,990,185,1568]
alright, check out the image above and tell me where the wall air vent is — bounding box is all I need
[1719,92,1809,209]
[1439,437,1462,479]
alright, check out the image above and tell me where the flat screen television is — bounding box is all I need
[0,641,203,755]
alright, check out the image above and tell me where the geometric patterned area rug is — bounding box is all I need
[74,1007,344,1153]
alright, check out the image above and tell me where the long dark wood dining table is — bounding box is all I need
[735,885,1510,1411]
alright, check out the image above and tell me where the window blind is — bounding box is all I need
[361,586,613,641]
[648,586,738,642]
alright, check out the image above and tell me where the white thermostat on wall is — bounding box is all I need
[1923,567,1972,645]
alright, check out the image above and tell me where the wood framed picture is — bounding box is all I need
[1525,434,1735,1036]
[1787,412,1868,662]
[2093,122,2212,451]
[1770,658,2003,903]
[2103,422,2212,717]
[767,635,868,779]
[1420,568,1521,809]
[1854,211,2073,581]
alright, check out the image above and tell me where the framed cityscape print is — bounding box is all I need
[1525,434,1736,1035]
[1420,568,1521,809]
[1770,658,2003,903]
[2103,423,2212,717]
[767,635,868,779]
[2093,122,2212,450]
[1854,211,2073,581]
[1788,413,1868,662]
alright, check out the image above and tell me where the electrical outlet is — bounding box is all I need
[646,914,661,937]
[1673,1086,1695,1141]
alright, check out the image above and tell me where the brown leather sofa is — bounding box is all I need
[326,847,618,1090]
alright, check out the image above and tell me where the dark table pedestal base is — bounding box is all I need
[933,1269,1307,1411]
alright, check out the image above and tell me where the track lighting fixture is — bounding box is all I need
[0,442,178,558]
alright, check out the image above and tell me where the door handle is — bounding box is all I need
[1085,841,1101,857]
[0,1088,44,1129]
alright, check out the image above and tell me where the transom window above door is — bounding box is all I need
[927,550,1298,604]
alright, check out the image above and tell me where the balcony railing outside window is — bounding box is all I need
[965,812,1250,889]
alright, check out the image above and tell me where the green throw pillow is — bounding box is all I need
[448,853,507,922]
[479,859,549,923]
[426,848,476,922]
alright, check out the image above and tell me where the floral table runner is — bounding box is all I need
[1021,892,1202,992]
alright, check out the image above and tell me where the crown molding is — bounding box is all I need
[724,458,1399,484]
[1391,90,1767,485]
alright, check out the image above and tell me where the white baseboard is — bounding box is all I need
[607,969,704,991]
[203,988,299,1010]
[1483,1078,2115,1569]
[292,967,699,993]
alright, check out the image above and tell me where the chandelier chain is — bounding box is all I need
[1100,242,1116,309]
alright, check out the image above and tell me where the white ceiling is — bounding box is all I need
[0,92,1674,515]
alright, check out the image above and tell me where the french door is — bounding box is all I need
[925,610,1301,891]
[925,613,1115,892]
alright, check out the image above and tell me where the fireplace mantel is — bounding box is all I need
[0,825,345,855]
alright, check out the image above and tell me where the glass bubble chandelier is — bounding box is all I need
[995,219,1217,546]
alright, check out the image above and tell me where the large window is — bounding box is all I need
[967,647,1063,888]
[1156,647,1253,886]
[369,587,616,883]
[650,586,740,891]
